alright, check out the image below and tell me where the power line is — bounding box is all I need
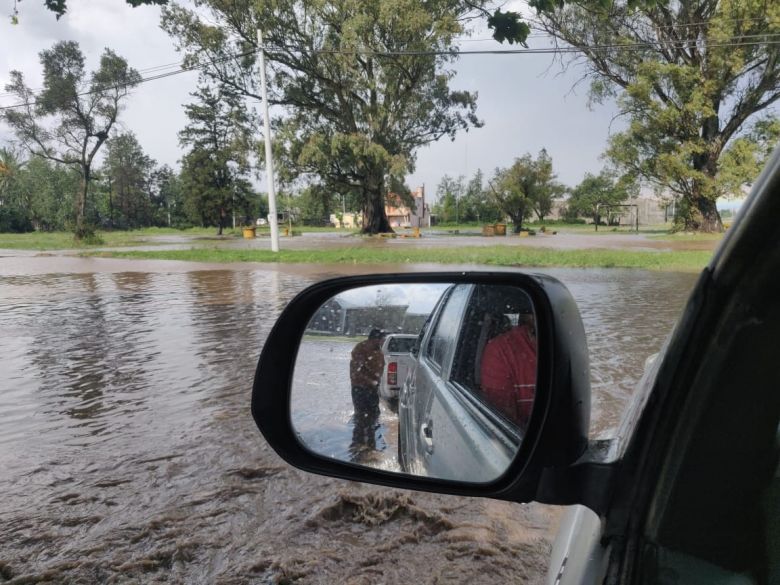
[267,37,780,56]
[0,50,255,111]
[2,36,779,112]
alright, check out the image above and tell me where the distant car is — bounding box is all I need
[378,334,417,401]
[256,217,268,226]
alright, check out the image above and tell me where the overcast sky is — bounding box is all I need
[0,0,622,200]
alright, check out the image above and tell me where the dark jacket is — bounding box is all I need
[350,337,384,389]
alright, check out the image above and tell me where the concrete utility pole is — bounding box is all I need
[258,29,280,252]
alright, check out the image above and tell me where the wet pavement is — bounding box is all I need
[0,256,698,583]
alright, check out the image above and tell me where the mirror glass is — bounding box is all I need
[291,283,538,483]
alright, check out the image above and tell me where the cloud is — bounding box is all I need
[1,1,617,189]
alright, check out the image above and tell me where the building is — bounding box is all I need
[327,186,430,229]
[307,297,410,337]
[329,212,362,229]
[546,195,671,226]
[385,186,430,228]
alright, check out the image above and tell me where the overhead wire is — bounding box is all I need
[2,33,780,111]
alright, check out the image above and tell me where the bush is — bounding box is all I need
[0,207,34,233]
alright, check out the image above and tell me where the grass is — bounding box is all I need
[86,245,713,272]
[0,227,246,250]
[649,231,725,242]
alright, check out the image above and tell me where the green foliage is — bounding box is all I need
[717,118,780,196]
[3,41,140,238]
[568,170,634,224]
[487,9,531,45]
[161,0,486,234]
[100,132,157,229]
[178,85,255,234]
[296,185,337,225]
[0,149,81,231]
[488,149,563,231]
[537,0,780,231]
[40,0,166,19]
[0,207,34,233]
[433,175,464,223]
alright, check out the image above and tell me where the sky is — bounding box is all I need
[0,0,623,201]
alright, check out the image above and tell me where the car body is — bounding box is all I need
[398,284,535,482]
[378,333,417,401]
[253,150,780,585]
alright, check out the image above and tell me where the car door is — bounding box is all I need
[404,284,525,482]
[399,284,468,475]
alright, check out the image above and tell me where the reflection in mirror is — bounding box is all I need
[291,283,538,484]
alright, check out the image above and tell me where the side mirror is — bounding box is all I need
[252,272,591,503]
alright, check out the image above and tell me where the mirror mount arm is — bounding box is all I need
[534,439,618,516]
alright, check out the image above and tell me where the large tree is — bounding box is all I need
[160,0,496,233]
[434,175,466,224]
[488,150,562,231]
[101,132,156,229]
[178,84,254,235]
[3,41,140,239]
[534,0,780,232]
[568,170,635,224]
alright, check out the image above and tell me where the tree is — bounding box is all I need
[488,150,562,232]
[297,185,336,225]
[150,165,187,227]
[28,0,166,21]
[568,171,635,225]
[161,0,489,234]
[178,84,254,235]
[3,41,140,238]
[434,175,465,224]
[526,149,563,222]
[101,132,156,229]
[28,0,532,47]
[535,0,780,232]
[457,169,502,223]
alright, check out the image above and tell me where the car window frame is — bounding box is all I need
[421,284,470,375]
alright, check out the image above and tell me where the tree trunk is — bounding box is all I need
[511,213,524,233]
[679,173,723,232]
[361,171,393,235]
[681,131,724,233]
[74,169,93,240]
[688,196,722,232]
[217,207,225,236]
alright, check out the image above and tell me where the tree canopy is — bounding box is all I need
[488,149,563,230]
[178,84,255,234]
[535,0,780,231]
[568,170,635,224]
[3,41,140,238]
[161,0,498,233]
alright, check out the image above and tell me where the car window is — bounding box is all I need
[425,285,471,369]
[387,336,416,353]
[449,286,537,431]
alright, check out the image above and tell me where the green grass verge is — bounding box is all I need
[0,227,246,250]
[86,246,713,272]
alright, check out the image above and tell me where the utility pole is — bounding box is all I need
[258,29,280,252]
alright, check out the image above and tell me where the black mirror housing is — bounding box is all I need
[251,271,591,503]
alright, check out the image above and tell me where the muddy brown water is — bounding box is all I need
[0,257,697,584]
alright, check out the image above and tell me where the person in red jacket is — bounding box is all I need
[480,315,537,432]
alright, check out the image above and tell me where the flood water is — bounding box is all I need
[0,258,698,583]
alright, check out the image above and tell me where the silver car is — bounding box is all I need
[378,334,418,401]
[398,284,537,482]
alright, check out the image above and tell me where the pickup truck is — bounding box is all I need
[378,334,417,402]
